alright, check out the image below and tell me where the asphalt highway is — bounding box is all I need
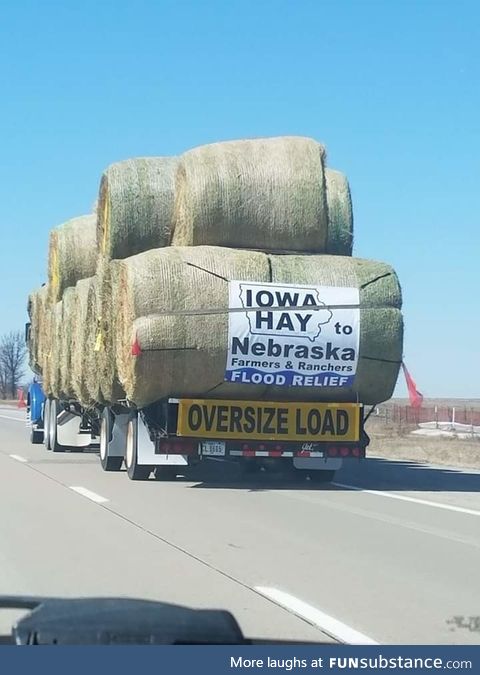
[0,406,479,645]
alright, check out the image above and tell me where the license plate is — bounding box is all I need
[201,441,226,456]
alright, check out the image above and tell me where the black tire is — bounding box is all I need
[43,399,51,450]
[125,413,151,481]
[30,426,43,444]
[99,408,123,472]
[154,466,178,481]
[309,469,336,484]
[49,399,65,453]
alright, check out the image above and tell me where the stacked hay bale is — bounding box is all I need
[97,157,178,260]
[38,303,53,393]
[114,247,402,407]
[28,134,401,411]
[27,285,48,375]
[95,157,178,403]
[83,277,104,404]
[324,169,354,255]
[172,137,353,253]
[37,215,97,400]
[59,286,77,400]
[47,215,97,304]
[47,301,64,400]
[71,277,96,405]
[102,135,399,408]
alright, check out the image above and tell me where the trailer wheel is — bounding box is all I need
[30,426,43,444]
[125,413,151,481]
[43,399,51,450]
[49,399,65,453]
[308,470,336,484]
[99,408,123,472]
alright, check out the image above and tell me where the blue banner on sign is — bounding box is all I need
[225,368,355,387]
[0,645,478,675]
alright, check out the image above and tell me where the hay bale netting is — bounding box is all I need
[27,285,48,374]
[114,246,402,407]
[173,136,352,255]
[96,258,126,403]
[71,277,95,405]
[47,215,97,303]
[59,286,77,399]
[97,157,178,260]
[83,277,105,404]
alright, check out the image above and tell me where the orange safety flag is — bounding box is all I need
[402,363,423,408]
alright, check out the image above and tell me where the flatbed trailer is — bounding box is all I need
[27,383,370,483]
[98,398,370,482]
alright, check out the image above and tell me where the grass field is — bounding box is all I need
[366,414,480,470]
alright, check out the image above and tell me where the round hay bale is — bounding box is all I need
[266,255,402,403]
[114,247,272,406]
[39,304,53,396]
[27,285,48,375]
[48,215,97,303]
[83,277,105,404]
[325,169,353,255]
[71,277,96,405]
[114,247,402,407]
[97,157,178,260]
[48,301,64,400]
[172,136,335,253]
[96,258,126,403]
[59,286,77,399]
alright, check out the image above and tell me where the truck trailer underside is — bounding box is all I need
[29,394,369,483]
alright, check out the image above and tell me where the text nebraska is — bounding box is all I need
[231,337,355,361]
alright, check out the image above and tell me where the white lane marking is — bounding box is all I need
[255,586,377,645]
[9,454,27,463]
[0,414,25,422]
[333,482,480,518]
[69,486,109,504]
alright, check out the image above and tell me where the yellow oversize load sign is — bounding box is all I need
[177,400,361,442]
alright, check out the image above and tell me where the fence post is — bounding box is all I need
[451,406,456,430]
[435,405,438,429]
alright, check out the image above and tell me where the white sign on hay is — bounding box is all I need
[225,281,360,388]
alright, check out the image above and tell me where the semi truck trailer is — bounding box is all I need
[26,376,370,482]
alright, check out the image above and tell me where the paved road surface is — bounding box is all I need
[0,405,479,644]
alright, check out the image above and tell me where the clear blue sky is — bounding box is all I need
[0,0,478,397]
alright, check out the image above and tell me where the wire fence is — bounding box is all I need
[373,404,480,428]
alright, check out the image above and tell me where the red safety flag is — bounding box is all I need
[402,363,423,408]
[17,388,27,408]
[131,334,142,356]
